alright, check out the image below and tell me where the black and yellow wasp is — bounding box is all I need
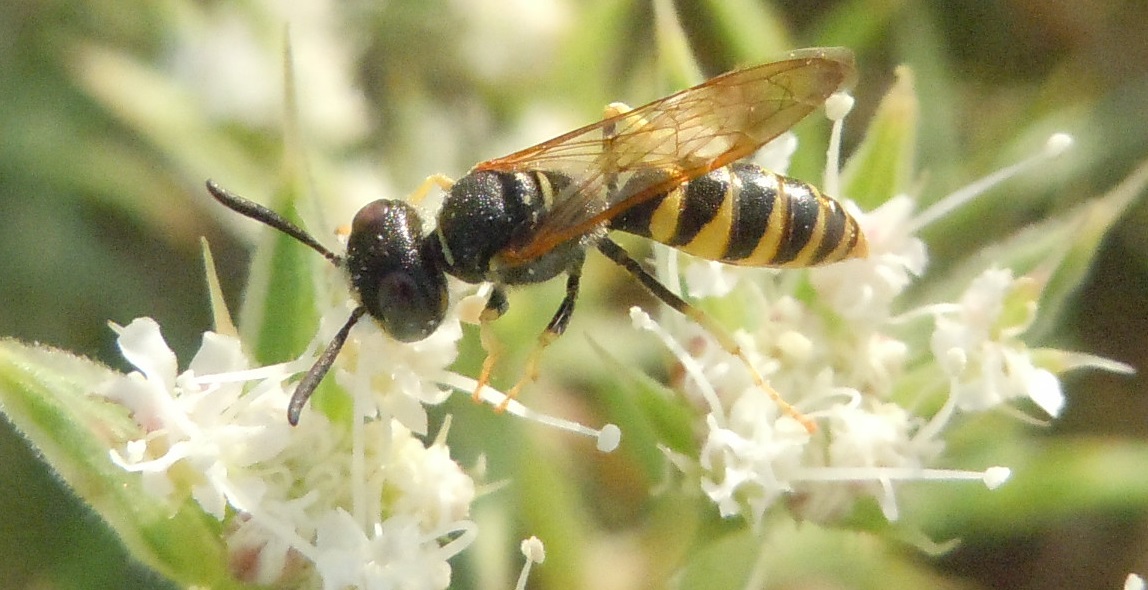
[206,47,867,429]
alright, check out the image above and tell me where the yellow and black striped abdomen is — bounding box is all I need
[609,162,867,267]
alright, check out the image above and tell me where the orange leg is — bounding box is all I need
[407,173,455,205]
[472,287,509,401]
[497,271,581,411]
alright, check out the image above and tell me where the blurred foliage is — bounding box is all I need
[1,0,1147,588]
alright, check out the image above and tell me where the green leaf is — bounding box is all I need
[236,179,321,365]
[1027,158,1148,342]
[841,66,919,209]
[699,0,794,63]
[588,339,697,478]
[0,340,244,588]
[201,238,238,338]
[237,34,321,367]
[653,0,704,88]
[916,436,1148,536]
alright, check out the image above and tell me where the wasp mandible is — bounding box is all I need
[206,46,867,430]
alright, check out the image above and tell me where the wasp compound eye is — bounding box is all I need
[346,200,448,342]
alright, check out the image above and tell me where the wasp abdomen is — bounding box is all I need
[610,163,867,267]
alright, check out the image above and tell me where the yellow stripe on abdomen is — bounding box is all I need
[678,173,736,260]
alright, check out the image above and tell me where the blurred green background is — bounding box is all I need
[2,0,1147,588]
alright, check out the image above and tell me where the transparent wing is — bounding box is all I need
[476,47,856,264]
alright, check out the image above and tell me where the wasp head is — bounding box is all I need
[346,200,448,342]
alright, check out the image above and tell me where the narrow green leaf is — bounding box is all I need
[905,157,1148,338]
[0,340,242,588]
[554,0,650,113]
[699,0,793,62]
[587,339,696,480]
[237,34,321,366]
[841,66,919,209]
[237,186,320,365]
[653,0,704,88]
[1027,158,1148,342]
[201,237,238,338]
[917,437,1148,536]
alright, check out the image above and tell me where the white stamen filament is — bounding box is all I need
[910,133,1074,233]
[823,92,853,198]
[792,465,1011,489]
[515,536,546,590]
[437,373,621,452]
[629,307,726,425]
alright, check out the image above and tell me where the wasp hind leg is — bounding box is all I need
[595,237,817,433]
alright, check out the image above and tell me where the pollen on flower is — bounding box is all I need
[515,536,546,590]
[1044,132,1074,158]
[824,92,854,121]
[521,536,546,564]
[982,466,1011,489]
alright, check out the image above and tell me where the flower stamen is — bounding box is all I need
[910,133,1074,233]
[439,373,621,452]
[515,536,546,590]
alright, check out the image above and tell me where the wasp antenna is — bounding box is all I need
[287,305,368,425]
[205,179,342,266]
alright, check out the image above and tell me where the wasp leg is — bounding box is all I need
[407,173,455,205]
[473,286,510,401]
[499,269,583,411]
[595,237,817,433]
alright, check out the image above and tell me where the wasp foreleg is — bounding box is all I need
[595,237,817,433]
[406,173,455,205]
[500,270,583,411]
[472,286,510,402]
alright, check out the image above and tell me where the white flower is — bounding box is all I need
[930,268,1064,417]
[698,393,810,524]
[315,300,459,436]
[99,317,477,588]
[312,509,472,590]
[633,111,1122,528]
[810,194,927,324]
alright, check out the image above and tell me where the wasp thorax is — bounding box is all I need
[346,200,448,342]
[435,171,533,283]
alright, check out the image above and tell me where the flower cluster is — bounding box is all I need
[635,98,1131,528]
[99,317,476,588]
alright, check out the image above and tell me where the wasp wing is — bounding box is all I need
[476,47,856,265]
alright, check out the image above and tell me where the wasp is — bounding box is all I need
[206,47,867,430]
